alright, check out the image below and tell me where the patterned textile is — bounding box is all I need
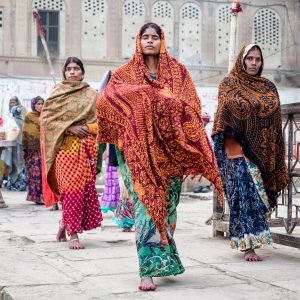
[96,24,223,244]
[55,135,102,236]
[116,149,184,277]
[22,112,41,150]
[214,133,272,250]
[100,163,120,213]
[213,45,288,207]
[113,184,134,229]
[41,80,97,195]
[24,149,43,203]
[6,167,27,191]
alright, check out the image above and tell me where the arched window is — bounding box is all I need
[82,0,107,60]
[215,4,231,65]
[32,0,66,58]
[179,2,201,65]
[122,0,146,59]
[151,1,174,55]
[0,9,3,55]
[252,9,281,67]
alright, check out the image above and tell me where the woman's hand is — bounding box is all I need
[67,124,89,138]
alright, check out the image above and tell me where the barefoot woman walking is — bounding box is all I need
[96,23,222,290]
[213,44,288,261]
[41,57,102,249]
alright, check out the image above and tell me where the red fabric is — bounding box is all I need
[33,11,45,37]
[40,119,59,207]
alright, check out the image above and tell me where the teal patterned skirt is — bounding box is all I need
[116,149,185,278]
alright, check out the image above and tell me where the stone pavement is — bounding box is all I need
[1,189,300,300]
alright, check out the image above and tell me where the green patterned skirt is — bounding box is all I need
[116,149,185,278]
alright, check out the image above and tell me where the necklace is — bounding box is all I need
[145,63,157,75]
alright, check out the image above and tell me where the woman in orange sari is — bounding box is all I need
[97,23,222,291]
[41,57,102,249]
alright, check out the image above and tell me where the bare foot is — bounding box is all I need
[139,277,157,291]
[69,233,85,250]
[244,249,263,262]
[56,220,67,242]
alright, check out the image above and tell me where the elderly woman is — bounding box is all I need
[41,57,102,249]
[213,44,288,261]
[96,23,222,291]
[22,96,44,204]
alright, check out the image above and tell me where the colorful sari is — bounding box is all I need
[100,144,120,212]
[22,99,43,203]
[41,80,102,235]
[213,45,288,250]
[96,24,222,277]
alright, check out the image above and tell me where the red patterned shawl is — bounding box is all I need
[96,26,223,243]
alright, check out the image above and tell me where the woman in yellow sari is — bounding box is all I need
[41,57,102,249]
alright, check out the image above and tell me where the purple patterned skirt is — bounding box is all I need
[100,165,120,212]
[24,149,43,204]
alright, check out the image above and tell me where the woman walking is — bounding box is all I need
[96,23,222,290]
[22,96,44,204]
[213,44,288,261]
[41,57,102,250]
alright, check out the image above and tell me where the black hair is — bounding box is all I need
[243,45,264,76]
[139,23,162,39]
[63,57,85,78]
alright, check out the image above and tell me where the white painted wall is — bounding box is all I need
[82,0,107,60]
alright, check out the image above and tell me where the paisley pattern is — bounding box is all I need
[96,24,223,244]
[214,133,272,251]
[213,45,288,207]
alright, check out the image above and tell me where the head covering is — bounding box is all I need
[41,80,97,194]
[31,96,44,112]
[242,44,264,76]
[213,44,288,207]
[9,96,20,112]
[22,111,41,150]
[96,23,223,244]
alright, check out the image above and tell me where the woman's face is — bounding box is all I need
[9,98,18,108]
[244,48,262,76]
[64,62,83,81]
[34,100,44,113]
[140,27,161,56]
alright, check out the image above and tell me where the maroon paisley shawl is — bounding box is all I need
[96,26,223,244]
[213,45,288,207]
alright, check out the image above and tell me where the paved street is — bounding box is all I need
[1,189,300,300]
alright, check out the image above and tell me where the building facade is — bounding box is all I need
[0,0,299,93]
